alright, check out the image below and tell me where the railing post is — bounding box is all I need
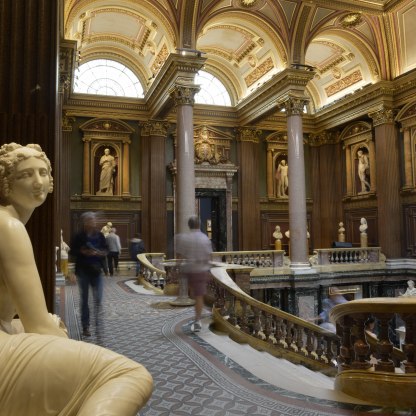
[375,314,395,372]
[351,314,372,370]
[401,314,416,373]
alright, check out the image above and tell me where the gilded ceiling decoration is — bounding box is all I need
[64,0,416,112]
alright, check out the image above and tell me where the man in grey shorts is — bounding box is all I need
[176,216,213,332]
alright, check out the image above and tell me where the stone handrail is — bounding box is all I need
[329,297,416,407]
[137,253,166,290]
[209,265,339,374]
[312,247,383,265]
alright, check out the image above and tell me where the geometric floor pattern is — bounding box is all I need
[62,275,408,416]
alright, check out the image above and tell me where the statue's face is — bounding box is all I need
[8,156,50,209]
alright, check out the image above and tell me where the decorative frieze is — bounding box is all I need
[245,57,274,87]
[325,69,363,97]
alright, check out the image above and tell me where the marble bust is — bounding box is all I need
[400,280,416,297]
[0,143,152,415]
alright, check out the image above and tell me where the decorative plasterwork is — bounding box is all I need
[325,69,363,97]
[339,13,363,28]
[80,118,134,136]
[245,57,274,87]
[194,125,233,164]
[169,84,201,106]
[151,44,169,75]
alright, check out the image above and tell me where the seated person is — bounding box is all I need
[0,143,152,415]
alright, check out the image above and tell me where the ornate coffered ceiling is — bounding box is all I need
[64,0,416,112]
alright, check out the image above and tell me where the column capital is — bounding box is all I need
[280,95,309,116]
[141,120,169,137]
[169,83,200,106]
[236,126,262,143]
[62,112,75,132]
[368,106,396,127]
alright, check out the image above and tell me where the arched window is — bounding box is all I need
[74,59,144,98]
[195,71,231,106]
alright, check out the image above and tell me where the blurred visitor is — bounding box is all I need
[176,216,213,333]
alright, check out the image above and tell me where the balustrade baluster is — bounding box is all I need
[351,314,372,370]
[240,302,250,334]
[264,313,273,343]
[286,321,295,350]
[227,297,237,326]
[315,334,324,361]
[295,325,303,352]
[305,329,314,357]
[375,314,394,372]
[337,316,353,370]
[401,314,416,373]
[252,307,261,338]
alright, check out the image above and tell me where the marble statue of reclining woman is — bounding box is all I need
[0,142,153,416]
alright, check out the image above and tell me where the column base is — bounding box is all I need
[169,296,196,307]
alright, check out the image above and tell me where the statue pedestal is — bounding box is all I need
[274,240,282,250]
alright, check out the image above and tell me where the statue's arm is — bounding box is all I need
[0,219,67,337]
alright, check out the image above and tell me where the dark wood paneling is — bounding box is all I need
[403,204,416,257]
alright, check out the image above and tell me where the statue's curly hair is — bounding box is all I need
[0,142,53,206]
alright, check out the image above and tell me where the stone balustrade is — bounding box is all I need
[209,265,339,373]
[312,247,383,265]
[137,253,166,289]
[329,297,416,407]
[211,250,285,268]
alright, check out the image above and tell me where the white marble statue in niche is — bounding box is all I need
[97,147,116,195]
[275,158,288,198]
[357,148,370,193]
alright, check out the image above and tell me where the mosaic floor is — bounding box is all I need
[62,275,413,416]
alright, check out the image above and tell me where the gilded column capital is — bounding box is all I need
[368,107,396,127]
[281,96,309,116]
[169,83,200,106]
[62,112,75,132]
[141,120,169,137]
[236,127,262,143]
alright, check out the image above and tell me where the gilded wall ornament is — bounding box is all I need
[241,0,258,6]
[340,13,362,28]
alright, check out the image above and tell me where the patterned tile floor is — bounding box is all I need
[61,275,413,416]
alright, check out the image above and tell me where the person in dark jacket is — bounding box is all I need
[70,212,108,337]
[130,233,145,277]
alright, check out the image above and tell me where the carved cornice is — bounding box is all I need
[169,84,200,106]
[140,120,169,137]
[368,106,395,126]
[237,68,315,125]
[145,53,206,117]
[236,127,262,143]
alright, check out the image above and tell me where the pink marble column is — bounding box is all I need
[170,84,200,233]
[369,107,401,258]
[284,97,310,269]
[168,84,200,307]
[82,138,91,196]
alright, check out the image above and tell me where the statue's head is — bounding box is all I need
[0,142,53,206]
